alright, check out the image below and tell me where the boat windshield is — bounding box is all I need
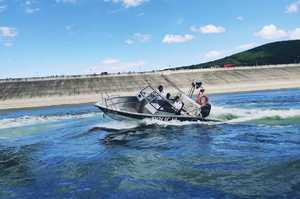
[137,86,179,114]
[138,86,165,102]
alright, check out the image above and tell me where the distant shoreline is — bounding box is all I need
[1,64,300,110]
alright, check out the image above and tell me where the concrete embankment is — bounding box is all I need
[1,64,300,110]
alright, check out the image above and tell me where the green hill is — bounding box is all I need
[170,40,300,70]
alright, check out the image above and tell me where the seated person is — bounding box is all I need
[154,85,166,104]
[155,85,170,107]
[157,85,166,99]
[173,96,184,115]
[166,93,171,100]
[155,93,174,113]
[166,93,174,102]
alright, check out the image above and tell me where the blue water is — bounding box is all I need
[1,89,300,199]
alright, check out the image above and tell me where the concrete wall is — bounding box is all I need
[161,64,300,90]
[1,64,300,108]
[0,73,168,100]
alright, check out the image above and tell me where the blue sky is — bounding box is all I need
[0,0,299,78]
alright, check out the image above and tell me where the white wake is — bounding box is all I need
[0,112,101,130]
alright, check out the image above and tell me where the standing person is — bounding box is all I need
[195,88,211,118]
[196,88,208,106]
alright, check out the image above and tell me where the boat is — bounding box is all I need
[95,81,218,122]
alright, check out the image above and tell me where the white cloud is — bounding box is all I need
[123,0,145,7]
[290,28,300,39]
[23,0,40,14]
[102,58,120,64]
[238,43,257,50]
[136,12,144,17]
[255,24,288,40]
[56,0,78,4]
[236,16,244,21]
[3,42,12,47]
[0,27,17,47]
[125,39,134,45]
[255,25,300,40]
[90,58,146,73]
[105,0,147,8]
[25,7,40,14]
[286,1,300,13]
[0,27,17,38]
[125,33,151,45]
[191,24,226,34]
[25,1,32,5]
[162,34,194,44]
[204,50,225,59]
[0,5,7,13]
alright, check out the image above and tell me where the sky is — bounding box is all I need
[0,0,300,78]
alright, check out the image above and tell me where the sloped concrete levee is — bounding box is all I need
[1,64,300,109]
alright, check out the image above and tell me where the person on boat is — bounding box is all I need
[155,85,167,103]
[166,93,171,100]
[158,93,174,113]
[154,85,170,110]
[195,88,211,118]
[166,93,174,102]
[173,95,184,115]
[157,85,167,98]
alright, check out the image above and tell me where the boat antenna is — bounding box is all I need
[188,80,202,97]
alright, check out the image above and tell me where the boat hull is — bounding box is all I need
[95,104,217,122]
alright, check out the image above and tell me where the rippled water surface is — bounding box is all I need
[1,89,300,199]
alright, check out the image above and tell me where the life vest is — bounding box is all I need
[202,95,209,104]
[196,94,209,106]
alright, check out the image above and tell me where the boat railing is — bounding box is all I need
[101,85,197,116]
[104,96,137,111]
[138,86,192,115]
[100,92,121,110]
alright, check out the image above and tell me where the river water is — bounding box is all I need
[0,89,300,199]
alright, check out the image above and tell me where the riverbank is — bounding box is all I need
[1,64,300,110]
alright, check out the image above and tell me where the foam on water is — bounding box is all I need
[1,105,300,130]
[211,106,300,123]
[0,112,101,129]
[137,106,300,127]
[141,118,213,127]
[91,118,212,130]
[136,106,300,127]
